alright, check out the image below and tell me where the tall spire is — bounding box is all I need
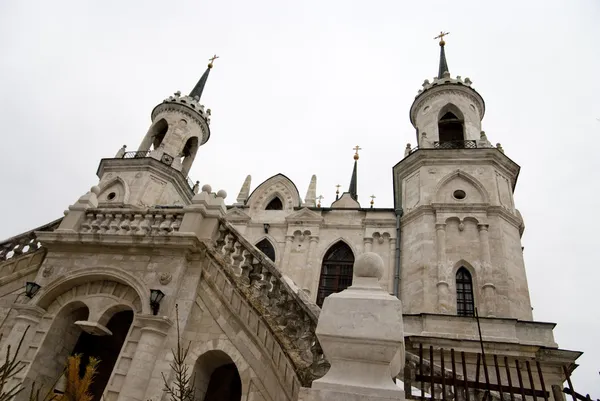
[190,54,219,100]
[349,146,361,201]
[435,31,450,78]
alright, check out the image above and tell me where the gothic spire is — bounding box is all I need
[190,54,219,100]
[435,31,450,78]
[349,146,361,201]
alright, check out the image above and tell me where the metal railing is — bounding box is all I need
[122,150,151,159]
[434,140,477,149]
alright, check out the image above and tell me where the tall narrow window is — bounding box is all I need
[438,112,464,145]
[265,197,283,210]
[256,238,275,262]
[456,267,475,316]
[317,241,354,307]
[151,119,168,150]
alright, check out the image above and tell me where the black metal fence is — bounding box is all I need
[122,150,151,159]
[434,140,477,149]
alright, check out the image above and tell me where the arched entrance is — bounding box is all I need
[71,310,134,401]
[193,350,241,401]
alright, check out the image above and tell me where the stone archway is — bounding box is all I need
[193,350,242,401]
[21,279,143,401]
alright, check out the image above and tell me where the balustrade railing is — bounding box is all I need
[434,140,477,149]
[212,218,330,385]
[79,209,183,236]
[122,151,151,159]
[0,219,61,262]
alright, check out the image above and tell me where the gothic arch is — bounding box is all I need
[255,237,277,263]
[433,169,491,204]
[316,240,356,307]
[247,174,302,211]
[438,103,465,121]
[35,266,150,315]
[139,118,169,152]
[97,176,130,205]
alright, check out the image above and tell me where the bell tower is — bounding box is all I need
[95,56,218,208]
[394,35,531,320]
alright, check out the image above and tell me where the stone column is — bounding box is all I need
[478,224,496,317]
[117,315,172,401]
[281,235,294,272]
[363,237,373,253]
[304,235,319,296]
[436,223,451,313]
[299,252,405,401]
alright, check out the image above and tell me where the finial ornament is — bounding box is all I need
[335,184,341,200]
[434,31,449,46]
[370,194,376,208]
[208,54,219,68]
[316,195,324,208]
[353,145,362,161]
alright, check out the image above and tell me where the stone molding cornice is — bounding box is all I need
[151,101,210,145]
[96,157,193,204]
[401,204,522,230]
[35,231,202,255]
[136,314,173,336]
[393,148,520,190]
[12,304,46,318]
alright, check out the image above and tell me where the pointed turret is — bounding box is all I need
[348,146,360,201]
[437,34,449,78]
[303,175,317,207]
[190,55,218,100]
[235,175,252,205]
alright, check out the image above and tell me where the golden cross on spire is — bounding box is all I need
[370,194,376,208]
[353,145,362,160]
[316,195,324,208]
[208,54,219,68]
[434,31,449,45]
[335,184,341,194]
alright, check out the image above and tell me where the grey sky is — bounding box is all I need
[1,0,598,393]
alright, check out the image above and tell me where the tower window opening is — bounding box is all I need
[151,119,168,150]
[265,197,283,210]
[438,112,465,145]
[456,267,475,316]
[317,241,354,307]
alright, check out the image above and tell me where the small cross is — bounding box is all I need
[335,184,341,194]
[353,145,362,160]
[370,194,376,208]
[208,54,219,67]
[316,195,324,208]
[434,31,449,44]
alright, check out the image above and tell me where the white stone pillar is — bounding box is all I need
[363,237,373,253]
[281,235,294,271]
[118,315,172,401]
[299,252,405,401]
[478,224,496,317]
[305,235,319,295]
[436,223,451,313]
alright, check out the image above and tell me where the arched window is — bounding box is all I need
[151,119,168,150]
[180,136,199,175]
[438,111,465,146]
[256,238,275,262]
[265,197,283,210]
[317,241,355,307]
[456,267,475,316]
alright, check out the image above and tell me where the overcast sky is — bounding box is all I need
[1,0,598,393]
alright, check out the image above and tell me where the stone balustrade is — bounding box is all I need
[79,209,184,236]
[0,219,61,262]
[212,217,330,386]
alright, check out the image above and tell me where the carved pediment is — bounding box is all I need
[225,207,251,222]
[285,207,323,224]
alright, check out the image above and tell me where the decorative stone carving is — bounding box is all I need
[159,272,172,285]
[42,266,54,278]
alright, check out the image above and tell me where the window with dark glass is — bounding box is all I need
[255,238,275,262]
[456,267,475,316]
[316,242,355,307]
[265,197,283,210]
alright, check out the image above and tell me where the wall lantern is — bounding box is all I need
[25,282,41,298]
[263,223,270,234]
[149,289,165,315]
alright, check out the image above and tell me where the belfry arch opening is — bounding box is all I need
[317,241,355,307]
[193,350,242,401]
[438,107,465,146]
[180,136,199,175]
[139,118,168,152]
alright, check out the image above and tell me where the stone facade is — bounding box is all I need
[0,50,583,401]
